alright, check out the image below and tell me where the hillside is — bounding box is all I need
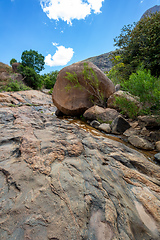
[141,5,160,19]
[82,51,113,73]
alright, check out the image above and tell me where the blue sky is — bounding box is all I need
[0,0,159,74]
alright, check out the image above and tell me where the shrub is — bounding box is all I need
[42,70,59,89]
[114,96,139,119]
[121,67,160,114]
[65,62,105,107]
[18,65,43,89]
[5,79,30,92]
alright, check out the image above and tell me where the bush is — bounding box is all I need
[114,96,139,119]
[42,70,59,89]
[121,67,160,114]
[5,79,31,92]
[18,65,43,89]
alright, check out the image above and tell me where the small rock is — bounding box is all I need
[128,135,154,150]
[130,121,139,128]
[140,127,150,137]
[155,141,160,152]
[154,153,160,162]
[90,120,100,128]
[55,109,64,117]
[115,84,121,91]
[98,123,111,133]
[149,131,160,142]
[111,115,130,134]
[123,127,140,137]
[83,105,119,123]
[138,115,160,129]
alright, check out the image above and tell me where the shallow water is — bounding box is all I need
[63,118,158,164]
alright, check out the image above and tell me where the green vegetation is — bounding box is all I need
[21,49,45,73]
[18,65,43,90]
[113,12,160,78]
[10,58,17,66]
[4,79,31,92]
[107,12,160,118]
[41,70,59,89]
[114,96,139,119]
[65,62,105,107]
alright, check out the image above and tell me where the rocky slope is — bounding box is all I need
[0,90,160,240]
[82,52,113,73]
[0,62,23,91]
[141,5,160,19]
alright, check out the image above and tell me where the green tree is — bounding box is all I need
[18,65,43,89]
[21,49,45,73]
[42,70,59,89]
[10,58,17,66]
[114,12,160,77]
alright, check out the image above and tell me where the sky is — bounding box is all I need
[0,0,159,74]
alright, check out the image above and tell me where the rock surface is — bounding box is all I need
[83,105,119,123]
[0,90,160,240]
[52,62,115,116]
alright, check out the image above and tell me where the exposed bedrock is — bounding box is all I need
[0,91,160,240]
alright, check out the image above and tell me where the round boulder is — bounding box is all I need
[52,62,115,116]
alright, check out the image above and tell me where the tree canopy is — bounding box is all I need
[10,58,17,66]
[114,11,160,77]
[21,49,45,73]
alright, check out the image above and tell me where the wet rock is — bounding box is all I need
[154,153,160,162]
[138,115,160,129]
[0,90,160,240]
[149,131,160,142]
[128,135,155,150]
[123,127,140,137]
[90,120,100,128]
[111,115,131,134]
[98,123,111,133]
[83,105,119,123]
[52,62,115,116]
[156,141,160,152]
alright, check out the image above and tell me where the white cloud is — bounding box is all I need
[40,0,104,25]
[45,44,74,67]
[140,0,144,3]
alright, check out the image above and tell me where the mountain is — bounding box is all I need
[141,5,160,19]
[82,51,113,73]
[82,5,160,73]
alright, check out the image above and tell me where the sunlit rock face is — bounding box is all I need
[0,90,160,240]
[52,62,115,116]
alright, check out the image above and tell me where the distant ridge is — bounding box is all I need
[140,5,160,19]
[82,51,113,73]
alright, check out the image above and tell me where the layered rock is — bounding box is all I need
[0,90,160,240]
[52,62,115,116]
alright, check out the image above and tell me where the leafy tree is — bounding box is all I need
[18,65,43,89]
[10,58,17,66]
[21,49,45,73]
[42,70,59,89]
[114,12,160,77]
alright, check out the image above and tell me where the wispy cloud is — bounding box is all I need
[140,0,144,3]
[45,43,74,67]
[40,0,105,25]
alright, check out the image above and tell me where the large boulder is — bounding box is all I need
[12,62,20,73]
[52,62,115,116]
